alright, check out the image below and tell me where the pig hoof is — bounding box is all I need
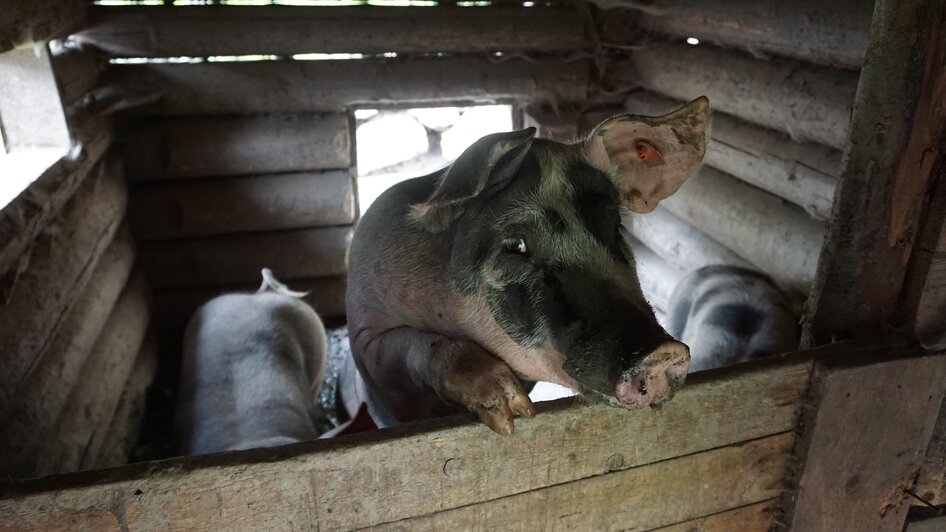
[443,362,536,435]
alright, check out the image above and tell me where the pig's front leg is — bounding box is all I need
[355,327,536,434]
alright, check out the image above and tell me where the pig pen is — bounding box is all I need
[0,1,944,530]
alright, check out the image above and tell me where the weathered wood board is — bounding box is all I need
[82,5,587,57]
[129,171,354,240]
[651,501,775,532]
[0,353,812,530]
[122,113,350,180]
[104,57,590,115]
[139,226,351,289]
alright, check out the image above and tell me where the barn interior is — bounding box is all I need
[0,0,944,530]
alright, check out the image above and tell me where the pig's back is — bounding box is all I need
[175,292,326,454]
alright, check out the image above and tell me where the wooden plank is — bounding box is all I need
[914,399,946,505]
[139,226,351,289]
[373,435,792,531]
[0,161,127,418]
[625,90,840,220]
[34,271,151,478]
[907,516,946,532]
[0,228,135,480]
[129,171,354,240]
[122,113,350,181]
[104,56,590,116]
[92,329,159,470]
[624,42,859,149]
[80,6,587,57]
[153,275,348,329]
[661,166,825,294]
[803,1,946,346]
[786,349,946,531]
[0,351,813,530]
[0,0,85,52]
[626,206,753,274]
[651,500,775,532]
[0,113,111,278]
[621,0,873,69]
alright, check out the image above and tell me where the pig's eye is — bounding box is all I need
[502,237,529,255]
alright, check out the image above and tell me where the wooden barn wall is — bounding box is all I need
[0,1,155,479]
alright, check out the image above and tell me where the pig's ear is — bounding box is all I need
[412,127,535,231]
[582,96,709,213]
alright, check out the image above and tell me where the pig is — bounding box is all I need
[175,268,327,454]
[347,97,710,434]
[667,265,799,372]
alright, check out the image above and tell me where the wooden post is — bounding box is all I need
[803,0,946,346]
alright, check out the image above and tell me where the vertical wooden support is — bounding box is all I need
[803,0,946,346]
[785,349,946,531]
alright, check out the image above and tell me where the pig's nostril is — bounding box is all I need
[614,340,690,409]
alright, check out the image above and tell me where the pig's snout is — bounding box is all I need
[614,341,690,409]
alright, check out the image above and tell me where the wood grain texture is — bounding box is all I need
[804,1,946,346]
[129,171,354,240]
[139,226,351,289]
[0,115,111,278]
[0,0,85,52]
[787,350,946,531]
[0,352,812,530]
[625,90,840,220]
[122,113,350,181]
[35,271,151,478]
[81,5,587,57]
[651,500,775,532]
[374,435,791,531]
[914,399,946,506]
[104,56,590,115]
[0,228,135,479]
[0,162,127,419]
[626,42,859,149]
[661,166,825,294]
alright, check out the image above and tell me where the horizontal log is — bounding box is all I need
[0,161,127,416]
[0,114,110,278]
[625,90,840,220]
[626,42,859,149]
[652,500,774,532]
[0,228,135,479]
[153,275,348,330]
[626,0,872,69]
[0,0,84,53]
[122,113,350,181]
[376,434,791,530]
[105,56,590,115]
[81,6,587,57]
[130,171,354,240]
[0,349,814,529]
[626,206,753,274]
[36,271,151,478]
[661,167,825,294]
[626,234,684,312]
[139,226,352,289]
[92,327,159,470]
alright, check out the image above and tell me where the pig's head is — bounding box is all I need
[411,97,709,410]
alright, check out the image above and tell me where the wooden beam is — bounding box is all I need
[35,271,151,478]
[661,166,825,294]
[785,349,946,531]
[0,161,127,418]
[122,113,350,181]
[373,435,791,530]
[0,351,813,530]
[139,226,351,289]
[803,1,946,346]
[153,275,348,328]
[80,6,587,57]
[624,42,859,149]
[129,171,354,240]
[625,90,840,220]
[0,115,111,278]
[104,56,591,115]
[620,0,873,69]
[915,399,946,506]
[651,501,775,532]
[0,0,85,53]
[0,228,135,479]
